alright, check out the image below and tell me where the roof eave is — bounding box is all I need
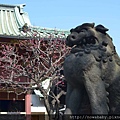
[0,34,31,40]
[0,4,26,8]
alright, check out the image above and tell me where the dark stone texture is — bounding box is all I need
[63,23,120,115]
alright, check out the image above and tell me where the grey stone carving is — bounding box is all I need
[63,23,120,115]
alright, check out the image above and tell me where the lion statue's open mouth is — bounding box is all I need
[66,23,110,54]
[63,23,120,116]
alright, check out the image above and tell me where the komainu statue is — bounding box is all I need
[63,23,120,115]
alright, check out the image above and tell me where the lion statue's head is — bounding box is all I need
[66,22,120,64]
[66,23,115,53]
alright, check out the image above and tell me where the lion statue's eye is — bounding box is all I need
[80,28,87,32]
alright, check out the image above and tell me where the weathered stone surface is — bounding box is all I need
[63,23,120,115]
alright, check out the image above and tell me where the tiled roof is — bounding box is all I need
[0,4,69,40]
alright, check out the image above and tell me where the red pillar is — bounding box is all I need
[25,94,31,120]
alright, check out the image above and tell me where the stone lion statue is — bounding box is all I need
[63,23,120,115]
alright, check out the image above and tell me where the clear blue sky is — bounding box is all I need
[1,0,120,55]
